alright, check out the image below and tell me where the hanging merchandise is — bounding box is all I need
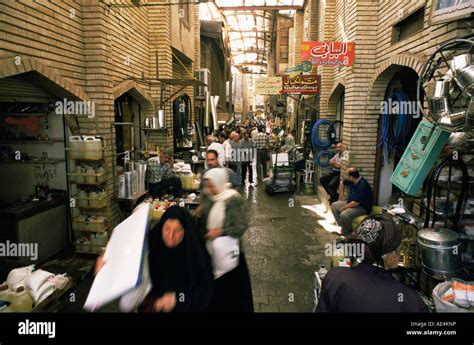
[423,155,469,230]
[173,94,193,148]
[311,119,336,150]
[390,121,451,196]
[378,91,412,163]
[311,119,337,167]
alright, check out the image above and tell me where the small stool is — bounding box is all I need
[351,206,383,231]
[305,160,315,172]
[304,170,314,184]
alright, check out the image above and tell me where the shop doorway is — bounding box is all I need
[375,67,422,205]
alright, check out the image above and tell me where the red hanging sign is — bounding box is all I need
[281,74,321,94]
[301,41,355,66]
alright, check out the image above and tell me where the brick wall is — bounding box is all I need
[314,0,472,192]
[0,0,200,228]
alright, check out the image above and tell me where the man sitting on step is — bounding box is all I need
[331,167,372,236]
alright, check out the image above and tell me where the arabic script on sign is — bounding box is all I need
[301,41,355,66]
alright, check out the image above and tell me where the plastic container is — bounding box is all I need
[83,136,102,160]
[77,191,88,207]
[10,287,33,312]
[86,216,106,232]
[74,166,85,184]
[181,172,194,190]
[85,167,96,184]
[69,136,84,159]
[152,206,165,220]
[89,192,99,208]
[95,231,109,246]
[96,166,106,183]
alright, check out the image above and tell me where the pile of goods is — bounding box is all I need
[74,232,109,254]
[0,266,69,312]
[173,161,201,190]
[149,198,178,221]
[433,279,474,312]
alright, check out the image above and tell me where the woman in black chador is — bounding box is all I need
[139,206,214,312]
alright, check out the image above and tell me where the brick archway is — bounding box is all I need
[365,53,425,113]
[366,53,426,204]
[0,56,90,101]
[113,80,155,109]
[327,78,346,116]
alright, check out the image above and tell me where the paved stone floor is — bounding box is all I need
[240,182,336,312]
[60,182,337,312]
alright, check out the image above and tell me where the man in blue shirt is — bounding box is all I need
[331,167,373,235]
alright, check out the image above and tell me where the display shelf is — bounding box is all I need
[73,223,109,233]
[0,158,65,165]
[118,190,149,202]
[77,205,107,210]
[0,112,47,116]
[0,138,63,144]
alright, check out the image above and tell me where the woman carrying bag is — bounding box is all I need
[198,168,254,312]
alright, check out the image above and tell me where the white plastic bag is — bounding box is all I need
[206,236,239,279]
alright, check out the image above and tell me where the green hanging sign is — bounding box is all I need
[284,60,312,74]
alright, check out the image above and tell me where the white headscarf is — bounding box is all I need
[203,168,241,279]
[203,168,239,230]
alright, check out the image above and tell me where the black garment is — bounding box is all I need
[141,206,214,312]
[228,162,239,173]
[241,162,253,184]
[316,263,428,313]
[257,148,268,178]
[209,254,254,312]
[320,170,340,203]
[348,177,373,214]
[149,177,183,199]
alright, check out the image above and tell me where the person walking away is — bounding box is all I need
[199,150,241,190]
[316,213,428,312]
[331,167,373,236]
[219,132,232,168]
[147,148,183,198]
[251,126,258,140]
[206,135,225,168]
[240,131,255,187]
[228,132,241,181]
[138,206,214,312]
[255,126,269,180]
[198,168,254,312]
[320,142,344,204]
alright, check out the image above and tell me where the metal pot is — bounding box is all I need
[417,227,462,280]
[145,117,159,129]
